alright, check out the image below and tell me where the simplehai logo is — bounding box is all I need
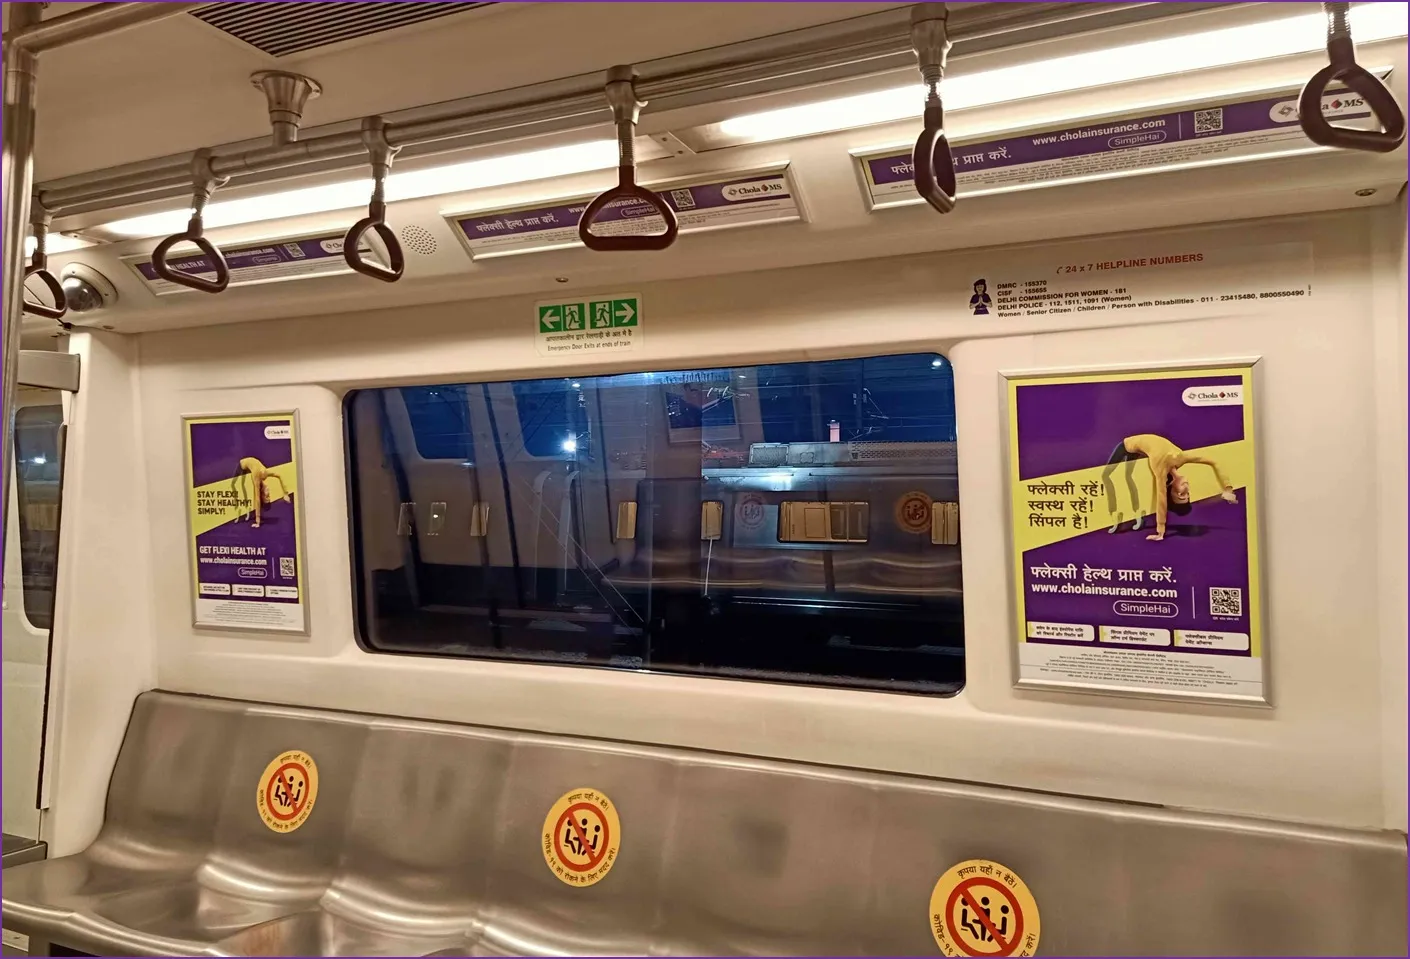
[1182,385,1243,407]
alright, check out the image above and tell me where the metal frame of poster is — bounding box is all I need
[183,411,310,635]
[1001,359,1268,706]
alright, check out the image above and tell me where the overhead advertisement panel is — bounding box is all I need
[855,82,1384,210]
[124,230,389,297]
[447,165,801,260]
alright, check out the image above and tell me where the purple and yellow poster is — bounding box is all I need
[1005,363,1265,703]
[184,413,307,633]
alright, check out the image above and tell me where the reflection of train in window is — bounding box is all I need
[347,353,963,693]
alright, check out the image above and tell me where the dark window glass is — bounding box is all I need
[400,385,474,461]
[14,405,64,630]
[513,379,591,458]
[347,354,962,694]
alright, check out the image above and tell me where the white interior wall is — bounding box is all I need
[41,332,158,853]
[1373,195,1408,830]
[40,204,1408,855]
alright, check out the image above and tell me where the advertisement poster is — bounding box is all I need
[184,413,307,633]
[452,167,799,260]
[856,83,1378,209]
[125,231,385,296]
[1005,363,1265,703]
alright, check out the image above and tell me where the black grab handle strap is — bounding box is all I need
[342,214,405,283]
[578,166,679,252]
[912,100,957,214]
[22,264,68,320]
[1298,3,1406,153]
[151,220,231,294]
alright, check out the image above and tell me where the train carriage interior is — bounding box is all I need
[0,1,1407,956]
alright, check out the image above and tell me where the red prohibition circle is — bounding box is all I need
[898,493,931,532]
[944,877,1024,958]
[552,802,610,873]
[737,494,765,529]
[264,762,309,822]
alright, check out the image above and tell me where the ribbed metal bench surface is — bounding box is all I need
[3,691,1404,956]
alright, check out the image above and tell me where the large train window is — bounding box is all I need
[346,353,963,694]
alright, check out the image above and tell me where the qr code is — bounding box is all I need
[1194,108,1224,134]
[1209,587,1242,617]
[670,189,696,210]
[280,556,295,579]
[283,242,306,259]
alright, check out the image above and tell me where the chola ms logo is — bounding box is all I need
[1182,385,1243,407]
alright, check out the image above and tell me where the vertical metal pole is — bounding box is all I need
[1,3,44,577]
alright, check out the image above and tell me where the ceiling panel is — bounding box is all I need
[29,2,905,181]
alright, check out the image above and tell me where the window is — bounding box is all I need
[13,404,64,630]
[346,353,962,694]
[400,385,475,461]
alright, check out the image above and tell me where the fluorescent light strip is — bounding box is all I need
[25,234,93,256]
[93,3,1406,239]
[102,139,619,239]
[719,2,1409,142]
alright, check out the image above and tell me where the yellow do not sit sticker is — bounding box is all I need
[256,750,318,833]
[930,859,1040,957]
[541,787,621,887]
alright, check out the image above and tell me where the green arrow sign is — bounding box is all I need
[535,292,642,356]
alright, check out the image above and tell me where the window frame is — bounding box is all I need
[343,350,962,696]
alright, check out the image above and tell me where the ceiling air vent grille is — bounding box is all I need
[193,2,492,58]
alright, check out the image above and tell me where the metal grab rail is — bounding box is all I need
[1298,1,1405,153]
[35,4,1237,221]
[577,66,679,252]
[342,117,405,283]
[150,151,231,293]
[22,207,67,321]
[910,3,956,214]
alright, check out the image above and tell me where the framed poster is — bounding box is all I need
[1003,361,1266,704]
[183,411,309,634]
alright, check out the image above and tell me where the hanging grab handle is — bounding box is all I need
[578,66,678,252]
[151,150,231,294]
[22,206,68,321]
[342,116,405,283]
[910,3,956,214]
[1298,2,1405,153]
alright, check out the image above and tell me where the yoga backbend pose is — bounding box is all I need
[1101,434,1238,542]
[233,457,291,528]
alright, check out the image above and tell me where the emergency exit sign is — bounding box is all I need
[535,292,642,357]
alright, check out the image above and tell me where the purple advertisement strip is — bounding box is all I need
[456,171,794,242]
[865,88,1375,191]
[135,235,345,281]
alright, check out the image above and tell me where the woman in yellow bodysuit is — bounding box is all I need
[1101,434,1237,541]
[233,457,290,529]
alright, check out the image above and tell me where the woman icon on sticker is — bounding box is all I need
[970,279,992,316]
